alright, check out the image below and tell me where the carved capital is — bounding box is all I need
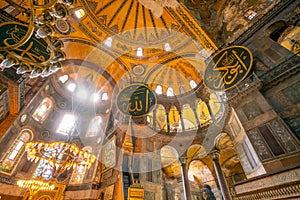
[209,149,220,161]
[178,156,188,165]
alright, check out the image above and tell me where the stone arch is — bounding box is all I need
[214,132,230,150]
[187,144,207,165]
[214,132,247,185]
[188,159,220,200]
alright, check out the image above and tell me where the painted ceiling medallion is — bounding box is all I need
[55,19,71,35]
[132,64,146,76]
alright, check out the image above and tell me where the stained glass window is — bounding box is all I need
[33,160,53,180]
[69,146,92,184]
[33,146,64,180]
[0,129,32,175]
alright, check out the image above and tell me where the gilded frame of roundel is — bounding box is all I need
[116,83,157,118]
[204,45,253,91]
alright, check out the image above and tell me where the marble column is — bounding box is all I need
[179,112,185,131]
[153,108,157,131]
[210,150,232,200]
[166,111,170,133]
[205,100,215,122]
[192,107,200,127]
[178,157,192,200]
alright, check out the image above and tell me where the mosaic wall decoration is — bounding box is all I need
[258,125,285,156]
[247,128,272,161]
[284,116,300,139]
[268,119,299,153]
[247,118,300,162]
[242,101,263,120]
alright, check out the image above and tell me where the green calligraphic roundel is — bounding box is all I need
[204,46,253,91]
[0,22,51,63]
[117,84,157,117]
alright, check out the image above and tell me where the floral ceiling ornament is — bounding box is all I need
[138,0,179,18]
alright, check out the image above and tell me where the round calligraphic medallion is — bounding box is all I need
[117,84,156,117]
[204,46,253,91]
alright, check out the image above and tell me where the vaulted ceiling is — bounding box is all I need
[0,0,280,186]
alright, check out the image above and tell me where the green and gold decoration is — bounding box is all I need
[117,84,156,117]
[204,46,253,91]
[0,0,75,78]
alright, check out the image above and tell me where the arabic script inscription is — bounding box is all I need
[117,84,156,117]
[0,23,50,63]
[204,46,253,91]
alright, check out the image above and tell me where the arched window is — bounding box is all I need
[58,75,69,84]
[104,37,113,47]
[166,87,174,97]
[69,146,92,184]
[32,97,53,123]
[102,92,109,101]
[155,85,162,95]
[0,129,33,175]
[74,8,86,19]
[57,113,76,135]
[266,21,300,55]
[86,116,103,137]
[136,47,143,57]
[67,82,76,92]
[146,115,151,124]
[189,80,197,89]
[164,43,171,51]
[33,160,53,180]
[33,145,64,180]
[179,86,185,94]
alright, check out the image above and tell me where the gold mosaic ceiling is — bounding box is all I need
[55,0,216,97]
[0,0,280,183]
[0,0,279,96]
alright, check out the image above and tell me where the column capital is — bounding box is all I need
[209,149,220,161]
[178,156,188,165]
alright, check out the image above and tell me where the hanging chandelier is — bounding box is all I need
[0,0,75,78]
[17,179,55,200]
[25,141,96,178]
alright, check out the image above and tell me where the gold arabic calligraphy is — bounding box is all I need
[205,47,252,90]
[2,25,48,63]
[118,85,156,116]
